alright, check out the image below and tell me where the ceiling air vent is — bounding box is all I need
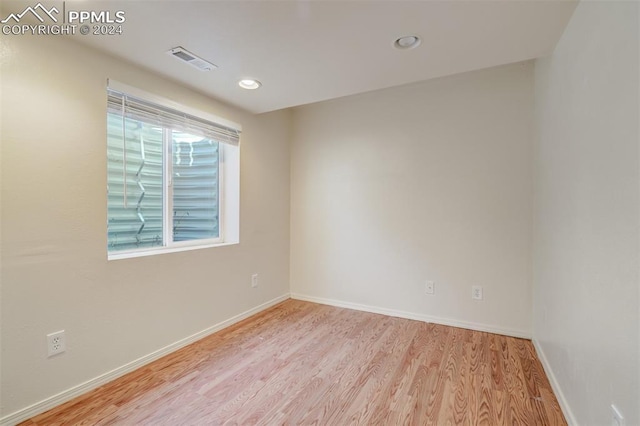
[167,46,217,72]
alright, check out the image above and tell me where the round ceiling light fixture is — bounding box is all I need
[394,35,421,50]
[238,79,262,90]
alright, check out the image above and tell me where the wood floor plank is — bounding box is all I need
[366,322,425,425]
[22,300,567,426]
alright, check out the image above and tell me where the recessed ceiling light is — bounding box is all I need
[394,35,421,50]
[238,79,262,90]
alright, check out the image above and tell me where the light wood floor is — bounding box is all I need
[22,299,566,425]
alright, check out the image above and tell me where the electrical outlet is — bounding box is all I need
[472,285,483,300]
[425,281,435,295]
[251,273,258,288]
[47,330,66,357]
[611,404,625,426]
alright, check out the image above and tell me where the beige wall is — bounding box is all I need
[532,2,639,425]
[0,35,291,417]
[290,62,534,337]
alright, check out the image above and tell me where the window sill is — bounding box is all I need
[107,241,239,261]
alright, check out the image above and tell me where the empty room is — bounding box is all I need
[0,0,638,425]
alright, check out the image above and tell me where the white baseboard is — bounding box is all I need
[0,294,290,426]
[290,293,531,339]
[532,338,578,426]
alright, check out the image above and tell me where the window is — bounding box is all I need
[106,81,240,259]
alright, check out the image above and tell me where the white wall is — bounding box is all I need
[0,35,291,418]
[532,2,639,425]
[290,63,534,337]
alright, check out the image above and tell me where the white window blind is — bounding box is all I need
[106,89,240,146]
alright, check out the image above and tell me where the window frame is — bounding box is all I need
[106,80,240,261]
